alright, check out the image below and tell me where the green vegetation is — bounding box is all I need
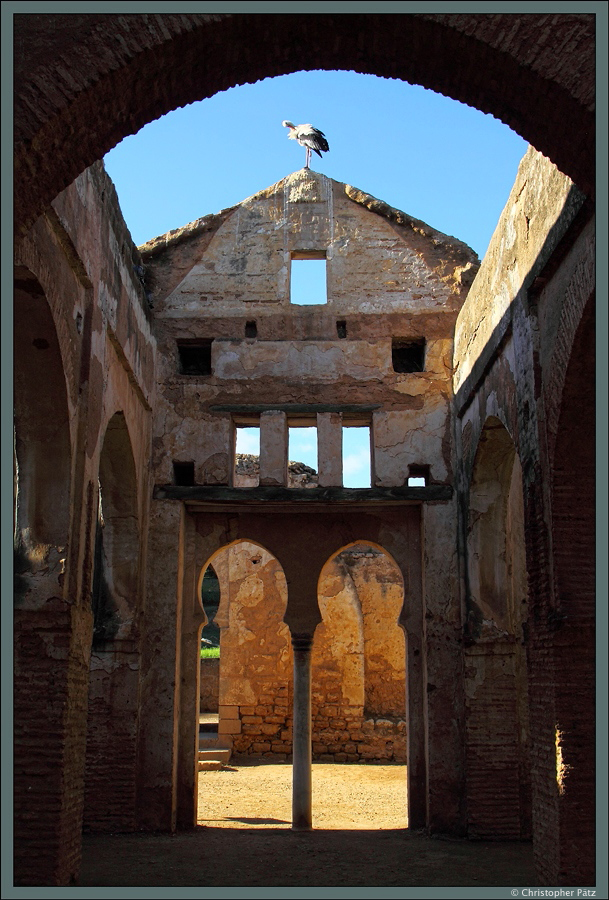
[201,565,221,647]
[200,645,220,659]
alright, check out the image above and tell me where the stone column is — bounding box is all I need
[317,412,342,486]
[259,410,288,486]
[291,633,313,830]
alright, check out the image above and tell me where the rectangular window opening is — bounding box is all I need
[173,460,195,486]
[392,338,425,373]
[288,425,318,488]
[336,319,347,339]
[177,339,212,376]
[408,464,430,487]
[234,425,260,487]
[245,320,257,338]
[342,425,372,488]
[290,256,327,306]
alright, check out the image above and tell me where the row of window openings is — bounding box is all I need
[173,426,429,490]
[177,338,425,376]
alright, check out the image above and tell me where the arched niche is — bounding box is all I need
[92,411,140,642]
[14,265,71,606]
[313,541,406,763]
[84,410,141,832]
[467,416,526,636]
[465,417,530,840]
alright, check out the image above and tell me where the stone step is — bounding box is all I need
[198,760,223,771]
[198,746,231,770]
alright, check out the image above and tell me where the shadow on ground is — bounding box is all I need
[79,827,536,887]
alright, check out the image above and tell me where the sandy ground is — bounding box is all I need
[79,760,536,888]
[198,759,408,829]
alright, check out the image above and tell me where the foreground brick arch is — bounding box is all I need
[14,12,595,232]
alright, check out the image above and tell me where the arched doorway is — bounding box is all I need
[198,563,221,720]
[313,542,406,766]
[197,540,292,764]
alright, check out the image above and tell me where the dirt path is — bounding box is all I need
[79,761,536,888]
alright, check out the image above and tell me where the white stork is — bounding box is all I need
[282,121,329,168]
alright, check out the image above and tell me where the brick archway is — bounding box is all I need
[14,12,595,233]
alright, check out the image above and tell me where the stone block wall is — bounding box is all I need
[199,657,220,711]
[225,690,294,758]
[312,710,406,763]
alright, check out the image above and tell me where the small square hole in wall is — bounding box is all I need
[392,338,425,373]
[177,339,212,376]
[245,320,257,338]
[408,464,430,487]
[336,320,347,339]
[290,257,327,305]
[343,426,371,488]
[234,425,260,487]
[173,461,195,486]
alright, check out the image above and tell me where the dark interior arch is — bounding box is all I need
[13,265,71,596]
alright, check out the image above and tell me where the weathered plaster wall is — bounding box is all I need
[454,146,582,398]
[143,170,473,496]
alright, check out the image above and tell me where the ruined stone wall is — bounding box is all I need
[141,167,472,827]
[453,148,594,881]
[14,162,156,882]
[142,169,476,491]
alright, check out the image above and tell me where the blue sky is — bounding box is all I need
[105,69,528,486]
[104,69,527,258]
[236,424,370,488]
